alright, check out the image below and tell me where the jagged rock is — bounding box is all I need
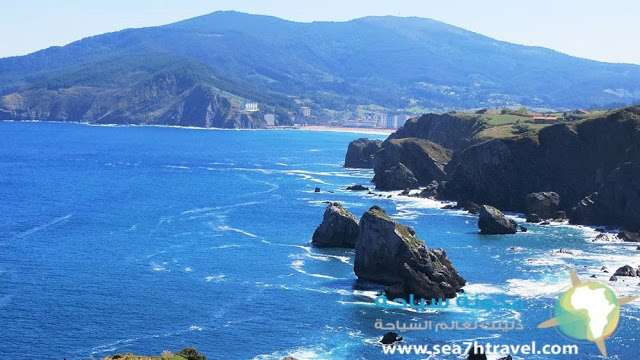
[468,345,488,360]
[570,193,598,225]
[526,213,541,223]
[372,138,452,186]
[400,188,411,196]
[380,332,403,344]
[465,201,480,215]
[441,204,456,210]
[354,206,465,300]
[610,276,618,281]
[637,246,640,250]
[519,225,528,232]
[373,163,419,191]
[416,180,441,198]
[346,184,369,191]
[525,192,560,219]
[312,203,359,248]
[478,205,518,235]
[618,230,640,242]
[590,274,597,278]
[555,210,567,220]
[593,233,617,242]
[314,187,320,193]
[344,138,382,168]
[557,249,573,255]
[613,265,639,277]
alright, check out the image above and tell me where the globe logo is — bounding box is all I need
[538,270,637,357]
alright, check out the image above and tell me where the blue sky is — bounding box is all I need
[2,0,639,64]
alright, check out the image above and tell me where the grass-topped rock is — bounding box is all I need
[102,347,206,360]
[354,206,465,300]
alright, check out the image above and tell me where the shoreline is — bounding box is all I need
[296,125,396,136]
[1,120,396,136]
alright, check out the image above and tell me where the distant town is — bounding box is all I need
[242,101,599,130]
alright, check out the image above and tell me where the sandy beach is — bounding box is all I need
[296,125,396,136]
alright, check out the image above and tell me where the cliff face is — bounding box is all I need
[442,106,640,228]
[353,105,640,229]
[0,60,266,129]
[344,138,383,168]
[372,138,452,187]
[389,113,486,151]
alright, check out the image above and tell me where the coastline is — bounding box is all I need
[296,125,396,136]
[1,120,396,136]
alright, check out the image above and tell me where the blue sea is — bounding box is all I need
[0,121,638,360]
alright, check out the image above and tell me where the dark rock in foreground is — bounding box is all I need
[478,205,518,235]
[312,203,359,248]
[346,184,370,191]
[526,213,541,223]
[380,332,403,344]
[525,192,560,219]
[373,163,419,191]
[618,230,640,242]
[344,138,383,168]
[354,206,465,300]
[613,265,639,277]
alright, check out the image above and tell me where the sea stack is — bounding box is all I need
[312,202,360,248]
[354,206,465,300]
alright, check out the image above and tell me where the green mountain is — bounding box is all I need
[1,11,640,127]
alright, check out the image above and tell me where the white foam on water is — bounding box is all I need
[151,262,169,272]
[207,244,243,250]
[184,267,193,272]
[217,225,258,238]
[463,283,506,295]
[165,165,190,170]
[290,259,338,279]
[505,277,567,298]
[205,274,226,282]
[17,214,73,238]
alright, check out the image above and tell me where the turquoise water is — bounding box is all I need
[0,121,638,359]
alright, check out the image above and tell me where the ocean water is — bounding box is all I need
[0,121,638,360]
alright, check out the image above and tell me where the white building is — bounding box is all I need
[243,102,259,112]
[374,113,389,128]
[300,106,311,117]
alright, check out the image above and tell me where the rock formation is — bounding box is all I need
[373,163,419,191]
[354,206,465,300]
[613,265,639,277]
[525,192,560,219]
[478,205,518,235]
[312,203,359,248]
[344,138,383,168]
[389,113,486,151]
[372,138,452,186]
[380,332,403,344]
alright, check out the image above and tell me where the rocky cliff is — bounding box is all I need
[442,106,640,229]
[352,105,640,230]
[344,138,383,168]
[389,113,486,151]
[372,138,452,189]
[0,58,267,129]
